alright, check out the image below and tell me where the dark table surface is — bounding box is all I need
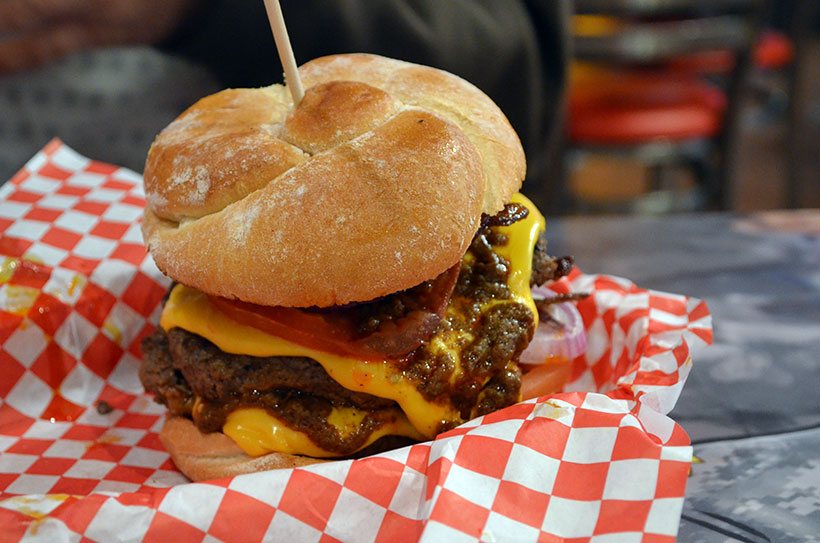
[551,211,820,543]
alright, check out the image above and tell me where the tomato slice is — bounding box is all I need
[210,297,384,359]
[209,264,460,361]
[520,359,572,400]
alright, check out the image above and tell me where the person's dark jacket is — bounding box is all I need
[162,0,570,210]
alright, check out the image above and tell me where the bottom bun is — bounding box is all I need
[160,417,323,482]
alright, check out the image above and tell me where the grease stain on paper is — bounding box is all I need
[533,400,570,420]
[0,494,70,519]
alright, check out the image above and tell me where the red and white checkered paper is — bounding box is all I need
[0,141,712,542]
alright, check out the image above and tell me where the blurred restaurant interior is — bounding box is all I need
[563,0,819,215]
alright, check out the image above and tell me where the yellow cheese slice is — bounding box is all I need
[224,406,422,458]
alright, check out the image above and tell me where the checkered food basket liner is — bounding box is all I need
[0,142,712,542]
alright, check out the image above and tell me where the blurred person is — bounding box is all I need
[0,0,196,73]
[0,0,569,205]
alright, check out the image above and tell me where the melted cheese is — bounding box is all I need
[224,407,422,458]
[494,192,546,327]
[160,193,545,458]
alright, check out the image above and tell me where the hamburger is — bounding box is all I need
[139,53,574,481]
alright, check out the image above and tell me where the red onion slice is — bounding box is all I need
[519,300,587,365]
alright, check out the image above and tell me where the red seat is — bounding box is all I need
[569,74,726,145]
[754,31,794,71]
[665,50,736,76]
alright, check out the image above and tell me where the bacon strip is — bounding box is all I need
[355,264,459,357]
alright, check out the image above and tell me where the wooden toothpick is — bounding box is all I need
[263,0,305,106]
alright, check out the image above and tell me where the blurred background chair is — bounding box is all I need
[565,0,765,213]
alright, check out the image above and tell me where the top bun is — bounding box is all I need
[142,54,525,307]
